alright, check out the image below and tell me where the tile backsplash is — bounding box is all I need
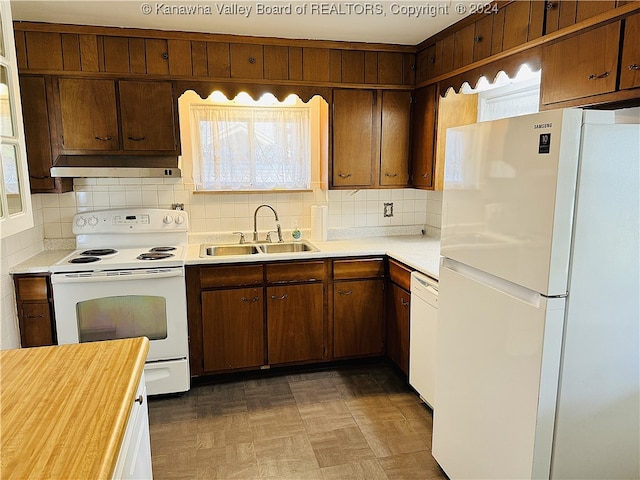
[40,178,444,239]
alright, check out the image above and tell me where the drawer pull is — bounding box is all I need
[135,395,144,405]
[338,173,352,178]
[587,71,610,80]
[270,294,288,300]
[127,136,146,142]
[94,136,113,142]
[337,289,353,296]
[401,298,409,307]
[628,64,640,71]
[25,314,44,320]
[385,173,399,178]
[421,173,429,178]
[241,296,260,303]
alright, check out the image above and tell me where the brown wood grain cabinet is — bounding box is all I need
[332,258,385,359]
[13,274,57,348]
[201,287,265,371]
[267,283,325,364]
[541,22,621,106]
[620,13,640,90]
[18,75,72,193]
[332,89,411,189]
[410,85,437,189]
[387,282,410,375]
[55,78,179,155]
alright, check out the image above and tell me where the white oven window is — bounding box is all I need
[76,295,168,343]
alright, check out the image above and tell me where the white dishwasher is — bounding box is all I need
[409,271,439,409]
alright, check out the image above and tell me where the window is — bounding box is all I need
[190,99,312,191]
[0,2,33,238]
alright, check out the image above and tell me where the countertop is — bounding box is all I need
[186,235,441,279]
[10,235,441,280]
[0,337,149,480]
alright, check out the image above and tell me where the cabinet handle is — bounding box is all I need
[94,136,113,141]
[161,52,169,60]
[421,173,429,178]
[545,1,555,10]
[628,64,640,71]
[385,173,399,178]
[401,298,409,307]
[474,36,482,43]
[338,173,352,178]
[587,71,610,80]
[270,294,288,300]
[135,395,144,405]
[337,289,353,296]
[127,136,147,142]
[25,314,44,320]
[249,57,256,64]
[241,296,260,303]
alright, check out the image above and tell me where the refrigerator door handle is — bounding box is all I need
[441,257,545,308]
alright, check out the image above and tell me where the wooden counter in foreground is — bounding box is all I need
[0,337,149,479]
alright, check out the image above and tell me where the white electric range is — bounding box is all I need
[50,208,190,395]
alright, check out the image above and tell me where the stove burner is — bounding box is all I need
[149,246,177,252]
[80,248,117,256]
[69,256,101,264]
[137,252,175,260]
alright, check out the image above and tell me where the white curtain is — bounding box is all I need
[191,104,311,191]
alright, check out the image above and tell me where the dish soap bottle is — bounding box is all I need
[291,221,302,241]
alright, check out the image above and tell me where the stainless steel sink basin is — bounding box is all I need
[258,241,318,254]
[200,244,259,257]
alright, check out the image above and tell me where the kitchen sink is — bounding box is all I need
[200,244,259,257]
[258,241,318,254]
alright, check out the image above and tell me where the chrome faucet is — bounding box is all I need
[253,204,283,243]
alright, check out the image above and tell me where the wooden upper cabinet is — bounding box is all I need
[24,32,63,71]
[541,22,621,105]
[380,91,411,186]
[332,89,375,187]
[410,85,437,189]
[145,39,170,75]
[620,12,640,90]
[453,23,476,70]
[576,0,617,23]
[502,1,531,50]
[119,81,177,152]
[473,14,493,62]
[263,45,289,80]
[378,52,404,85]
[57,78,119,150]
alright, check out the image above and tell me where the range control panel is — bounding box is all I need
[72,209,188,234]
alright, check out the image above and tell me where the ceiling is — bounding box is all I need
[10,1,470,46]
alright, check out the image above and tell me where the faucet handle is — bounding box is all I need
[232,232,246,244]
[265,231,278,243]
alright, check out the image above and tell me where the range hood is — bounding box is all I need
[50,156,182,178]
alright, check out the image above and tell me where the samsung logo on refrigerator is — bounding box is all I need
[534,123,553,129]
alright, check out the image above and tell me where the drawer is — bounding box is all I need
[388,259,413,291]
[200,264,263,288]
[15,276,49,301]
[333,258,385,280]
[266,261,325,284]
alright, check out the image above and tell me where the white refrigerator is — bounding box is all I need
[432,108,639,480]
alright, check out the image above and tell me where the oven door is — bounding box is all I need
[51,267,188,362]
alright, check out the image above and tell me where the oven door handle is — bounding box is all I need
[51,268,184,284]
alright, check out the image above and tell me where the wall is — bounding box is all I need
[0,195,44,349]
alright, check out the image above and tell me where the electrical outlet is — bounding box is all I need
[171,203,184,211]
[383,202,393,217]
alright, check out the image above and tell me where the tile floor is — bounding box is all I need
[147,362,448,479]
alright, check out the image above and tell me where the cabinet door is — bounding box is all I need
[333,279,384,358]
[541,22,620,105]
[267,283,324,364]
[410,85,437,189]
[19,303,54,347]
[380,91,411,187]
[332,89,375,187]
[620,13,640,90]
[19,76,70,193]
[201,288,264,371]
[387,283,410,375]
[58,78,119,150]
[119,81,177,152]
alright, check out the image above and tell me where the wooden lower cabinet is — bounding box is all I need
[13,274,57,348]
[387,283,410,375]
[333,279,384,358]
[267,283,324,364]
[201,287,265,371]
